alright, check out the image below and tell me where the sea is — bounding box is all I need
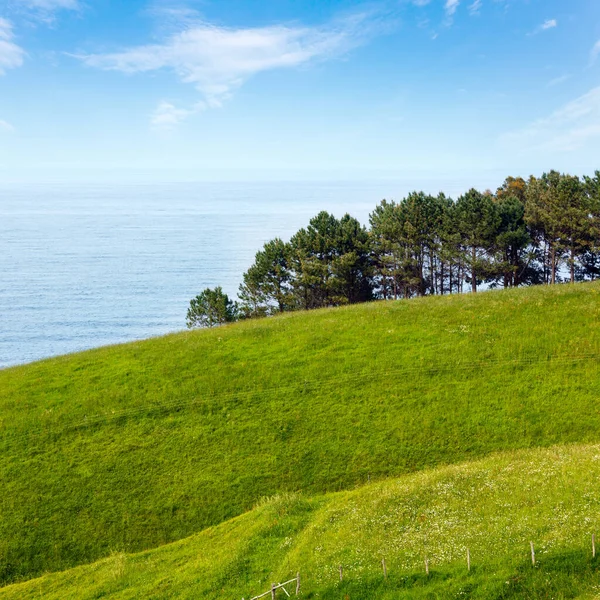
[0,177,500,368]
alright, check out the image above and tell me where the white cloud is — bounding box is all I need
[151,101,205,128]
[0,18,25,75]
[591,40,600,65]
[540,19,557,30]
[547,74,570,88]
[0,119,15,132]
[502,87,600,152]
[79,14,377,124]
[469,0,482,15]
[445,0,460,17]
[12,0,79,24]
[0,17,12,39]
[528,19,558,36]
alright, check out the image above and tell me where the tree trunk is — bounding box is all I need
[570,245,575,284]
[418,250,425,296]
[471,245,477,293]
[429,249,436,295]
[551,245,556,285]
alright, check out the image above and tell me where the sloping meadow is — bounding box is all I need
[1,282,600,586]
[1,445,599,599]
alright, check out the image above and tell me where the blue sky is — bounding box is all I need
[0,0,599,182]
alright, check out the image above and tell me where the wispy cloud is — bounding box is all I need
[502,87,600,152]
[0,119,15,132]
[529,19,557,35]
[591,40,600,65]
[0,18,25,75]
[144,5,204,34]
[547,74,570,88]
[469,0,482,15]
[445,0,460,18]
[151,101,204,129]
[78,13,380,125]
[11,0,79,24]
[14,0,79,9]
[540,19,557,30]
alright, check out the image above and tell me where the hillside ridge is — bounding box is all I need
[1,282,599,587]
[1,444,599,599]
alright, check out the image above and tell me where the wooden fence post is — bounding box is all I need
[425,557,429,575]
[271,583,276,599]
[467,548,471,572]
[530,541,535,566]
[296,572,300,595]
[593,534,596,559]
[339,565,343,582]
[382,557,387,579]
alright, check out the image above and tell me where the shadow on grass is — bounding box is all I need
[491,549,600,600]
[303,550,599,600]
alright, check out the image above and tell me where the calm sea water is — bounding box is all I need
[0,178,494,368]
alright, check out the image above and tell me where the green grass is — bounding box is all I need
[1,445,600,599]
[1,282,600,586]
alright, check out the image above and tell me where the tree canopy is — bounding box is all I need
[186,287,238,329]
[188,169,600,325]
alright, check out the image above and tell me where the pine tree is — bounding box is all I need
[289,211,373,309]
[455,189,500,293]
[579,172,600,280]
[525,172,561,284]
[554,174,589,284]
[238,238,293,318]
[493,195,533,288]
[526,172,590,284]
[186,287,238,328]
[369,200,401,299]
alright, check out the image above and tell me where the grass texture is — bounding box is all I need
[1,445,599,599]
[1,282,600,586]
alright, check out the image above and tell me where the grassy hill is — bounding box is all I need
[1,282,600,587]
[1,445,599,599]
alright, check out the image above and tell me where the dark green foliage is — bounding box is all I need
[192,170,600,324]
[288,211,373,309]
[492,195,534,288]
[455,189,500,293]
[578,172,600,281]
[369,193,455,299]
[186,287,237,328]
[236,212,373,315]
[369,198,403,299]
[238,238,292,318]
[525,171,591,285]
[549,174,590,284]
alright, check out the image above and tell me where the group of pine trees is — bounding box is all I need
[186,170,600,328]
